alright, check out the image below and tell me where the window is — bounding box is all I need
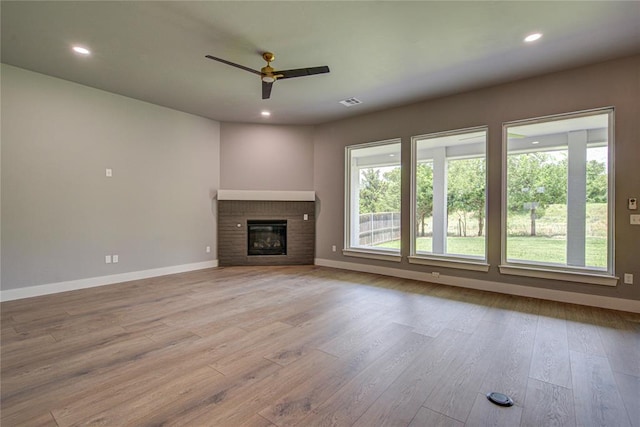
[344,139,401,261]
[409,127,488,270]
[501,108,614,285]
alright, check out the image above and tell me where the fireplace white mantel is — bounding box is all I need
[216,190,315,201]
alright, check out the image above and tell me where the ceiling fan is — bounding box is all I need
[205,52,330,100]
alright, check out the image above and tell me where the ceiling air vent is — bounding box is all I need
[339,97,362,107]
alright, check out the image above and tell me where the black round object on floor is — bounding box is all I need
[486,392,514,407]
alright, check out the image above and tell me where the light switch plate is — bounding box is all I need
[631,214,640,225]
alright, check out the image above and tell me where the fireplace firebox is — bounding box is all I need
[247,220,287,256]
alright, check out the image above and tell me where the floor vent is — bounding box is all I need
[339,97,362,107]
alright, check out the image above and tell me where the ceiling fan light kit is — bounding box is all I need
[205,51,330,99]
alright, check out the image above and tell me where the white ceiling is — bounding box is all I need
[2,1,639,125]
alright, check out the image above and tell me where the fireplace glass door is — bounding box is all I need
[247,220,287,256]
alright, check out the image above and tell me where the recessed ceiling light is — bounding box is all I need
[72,46,91,55]
[524,33,542,43]
[261,111,271,117]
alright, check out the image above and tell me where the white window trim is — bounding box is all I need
[410,126,489,267]
[344,138,402,256]
[408,255,490,272]
[499,264,618,286]
[501,107,615,285]
[343,248,402,262]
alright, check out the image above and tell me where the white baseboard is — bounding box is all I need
[315,258,640,314]
[0,260,218,302]
[4,258,637,313]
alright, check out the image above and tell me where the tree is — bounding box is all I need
[507,152,567,236]
[447,158,486,237]
[359,168,388,213]
[382,167,402,213]
[586,160,607,203]
[415,163,433,236]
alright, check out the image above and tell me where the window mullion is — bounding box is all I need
[432,147,447,254]
[567,130,587,267]
[350,163,361,248]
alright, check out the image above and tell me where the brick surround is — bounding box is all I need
[218,200,315,266]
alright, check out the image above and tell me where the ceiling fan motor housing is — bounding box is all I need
[261,64,276,82]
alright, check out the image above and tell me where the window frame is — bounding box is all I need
[499,107,617,286]
[343,138,402,262]
[408,126,490,272]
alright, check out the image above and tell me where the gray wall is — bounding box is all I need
[1,64,220,290]
[220,123,314,191]
[3,56,639,304]
[313,55,640,301]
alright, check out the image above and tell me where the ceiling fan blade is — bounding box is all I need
[262,81,273,100]
[278,66,330,80]
[205,55,262,76]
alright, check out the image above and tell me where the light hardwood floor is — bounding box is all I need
[1,266,639,426]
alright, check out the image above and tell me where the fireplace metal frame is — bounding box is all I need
[247,219,287,256]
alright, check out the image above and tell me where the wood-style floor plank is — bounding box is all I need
[421,320,506,422]
[570,350,632,427]
[1,265,638,426]
[257,322,416,426]
[186,350,338,426]
[520,378,575,427]
[565,304,607,357]
[598,322,640,377]
[529,313,572,388]
[408,407,464,427]
[465,392,524,427]
[352,328,468,427]
[480,315,537,405]
[614,371,640,427]
[301,332,430,426]
[49,327,247,426]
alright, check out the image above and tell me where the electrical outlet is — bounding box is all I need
[624,273,633,284]
[629,198,638,210]
[105,168,112,177]
[332,245,337,252]
[432,271,440,278]
[303,214,309,220]
[206,246,211,253]
[631,214,640,225]
[112,255,119,263]
[105,255,112,264]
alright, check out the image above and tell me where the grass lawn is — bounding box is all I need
[507,236,607,268]
[377,237,485,257]
[372,203,608,268]
[376,236,607,268]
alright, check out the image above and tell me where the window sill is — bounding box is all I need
[343,248,402,263]
[499,264,618,286]
[408,256,490,272]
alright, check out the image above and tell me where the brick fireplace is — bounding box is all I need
[217,191,315,266]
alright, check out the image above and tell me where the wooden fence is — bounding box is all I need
[359,212,400,246]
